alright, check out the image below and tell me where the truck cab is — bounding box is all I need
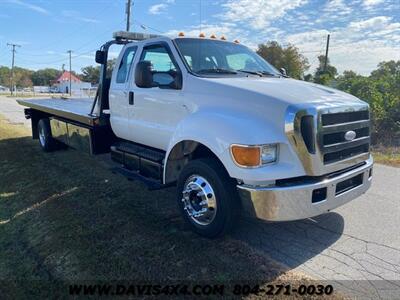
[19,32,373,237]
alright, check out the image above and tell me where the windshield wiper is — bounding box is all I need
[197,68,238,75]
[261,71,289,77]
[238,70,281,77]
[260,71,280,77]
[237,69,263,76]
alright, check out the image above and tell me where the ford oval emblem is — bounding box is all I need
[344,130,357,141]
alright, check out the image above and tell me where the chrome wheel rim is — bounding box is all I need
[182,175,217,226]
[39,125,46,146]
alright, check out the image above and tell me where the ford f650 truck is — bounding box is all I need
[18,32,373,237]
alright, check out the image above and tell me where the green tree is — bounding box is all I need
[79,59,116,84]
[13,67,34,88]
[335,61,400,145]
[304,74,313,82]
[81,65,100,84]
[256,41,309,79]
[31,68,61,86]
[314,55,337,85]
[0,66,11,87]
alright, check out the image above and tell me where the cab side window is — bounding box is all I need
[140,44,180,86]
[116,46,137,83]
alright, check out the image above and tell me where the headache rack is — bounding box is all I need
[90,31,163,119]
[286,103,371,176]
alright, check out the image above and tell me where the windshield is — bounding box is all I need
[174,38,280,76]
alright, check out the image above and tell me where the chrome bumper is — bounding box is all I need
[237,158,373,221]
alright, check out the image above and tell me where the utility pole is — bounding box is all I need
[324,34,330,73]
[7,43,21,96]
[126,0,132,31]
[67,50,72,96]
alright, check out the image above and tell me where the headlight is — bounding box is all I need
[230,144,278,168]
[261,144,278,164]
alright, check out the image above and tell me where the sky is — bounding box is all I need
[0,0,399,75]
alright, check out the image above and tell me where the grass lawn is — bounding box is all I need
[372,146,400,167]
[0,116,343,299]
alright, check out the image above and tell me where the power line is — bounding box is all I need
[71,19,126,53]
[7,43,21,96]
[17,56,68,65]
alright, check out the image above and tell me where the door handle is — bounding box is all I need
[128,91,134,105]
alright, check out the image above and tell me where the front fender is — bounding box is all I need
[164,108,305,184]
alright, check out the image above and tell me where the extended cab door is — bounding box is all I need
[109,45,137,140]
[126,42,187,150]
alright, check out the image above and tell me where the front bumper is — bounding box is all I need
[237,158,373,221]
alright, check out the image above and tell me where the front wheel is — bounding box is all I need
[176,158,239,238]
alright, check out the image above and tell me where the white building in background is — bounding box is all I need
[33,86,50,93]
[0,85,10,92]
[52,71,91,94]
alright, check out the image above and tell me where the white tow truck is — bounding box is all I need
[18,32,373,237]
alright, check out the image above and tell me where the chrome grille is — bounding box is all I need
[319,110,370,165]
[285,103,371,176]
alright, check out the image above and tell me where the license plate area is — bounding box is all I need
[335,173,363,195]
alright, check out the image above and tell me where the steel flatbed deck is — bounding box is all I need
[17,97,98,126]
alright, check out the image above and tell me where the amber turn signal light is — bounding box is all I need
[231,145,261,167]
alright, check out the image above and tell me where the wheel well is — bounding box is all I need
[164,141,226,184]
[28,109,50,139]
[192,144,220,161]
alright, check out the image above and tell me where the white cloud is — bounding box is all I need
[6,0,49,15]
[148,0,176,16]
[221,0,308,29]
[149,3,168,15]
[348,16,393,30]
[61,10,99,23]
[285,16,400,75]
[363,0,385,7]
[324,0,352,13]
[316,0,352,22]
[165,22,259,47]
[166,23,239,39]
[165,1,399,75]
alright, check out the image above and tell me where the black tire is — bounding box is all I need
[37,118,55,152]
[176,158,239,238]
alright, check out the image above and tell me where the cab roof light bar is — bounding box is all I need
[113,31,162,41]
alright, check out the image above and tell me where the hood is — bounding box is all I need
[200,76,364,107]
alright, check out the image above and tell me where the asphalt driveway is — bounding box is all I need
[233,163,400,299]
[1,95,399,299]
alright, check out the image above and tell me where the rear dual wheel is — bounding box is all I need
[37,118,56,152]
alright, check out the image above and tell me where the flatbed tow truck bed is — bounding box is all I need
[16,97,98,126]
[17,97,115,154]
